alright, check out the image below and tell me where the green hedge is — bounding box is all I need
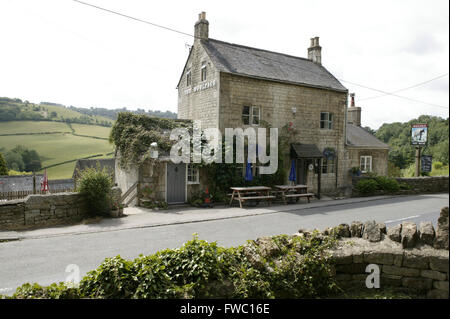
[4,233,338,299]
[355,177,401,195]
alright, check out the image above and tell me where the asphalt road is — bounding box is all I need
[0,193,448,295]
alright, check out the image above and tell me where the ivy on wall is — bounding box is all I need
[109,112,192,168]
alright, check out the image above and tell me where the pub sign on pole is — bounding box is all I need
[411,124,428,146]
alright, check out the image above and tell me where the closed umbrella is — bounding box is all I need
[245,159,253,181]
[289,159,296,184]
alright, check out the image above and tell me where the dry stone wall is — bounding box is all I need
[322,206,449,298]
[352,175,449,196]
[0,193,88,230]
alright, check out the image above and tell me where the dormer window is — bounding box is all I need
[201,61,207,81]
[186,69,191,86]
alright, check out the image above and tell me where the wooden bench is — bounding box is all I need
[284,193,315,203]
[229,186,273,208]
[232,195,276,207]
[239,195,276,201]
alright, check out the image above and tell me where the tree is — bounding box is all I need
[4,146,42,172]
[4,150,25,171]
[0,152,8,175]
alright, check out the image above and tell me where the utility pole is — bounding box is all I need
[414,146,421,177]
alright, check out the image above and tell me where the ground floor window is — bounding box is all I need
[322,157,336,174]
[360,156,372,173]
[187,164,199,184]
[242,106,260,125]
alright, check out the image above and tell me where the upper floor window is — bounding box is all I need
[360,156,372,173]
[186,69,191,86]
[320,112,333,129]
[201,61,207,81]
[242,106,260,126]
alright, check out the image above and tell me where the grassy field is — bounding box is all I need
[71,123,112,139]
[40,104,114,125]
[0,121,114,179]
[0,121,71,134]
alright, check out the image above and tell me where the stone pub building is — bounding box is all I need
[175,12,388,199]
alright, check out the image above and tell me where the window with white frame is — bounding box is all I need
[242,106,260,126]
[360,156,372,173]
[320,112,333,129]
[186,68,191,86]
[321,157,336,174]
[187,164,199,184]
[201,61,207,81]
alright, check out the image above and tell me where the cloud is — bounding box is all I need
[401,33,444,55]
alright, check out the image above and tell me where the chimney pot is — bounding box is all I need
[307,36,322,65]
[347,93,362,126]
[194,11,209,40]
[350,93,355,107]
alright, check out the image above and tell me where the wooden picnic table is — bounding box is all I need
[229,186,275,208]
[274,184,315,204]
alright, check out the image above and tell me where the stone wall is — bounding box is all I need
[0,192,88,230]
[322,206,449,298]
[352,175,449,196]
[0,174,44,192]
[177,39,220,129]
[219,72,349,194]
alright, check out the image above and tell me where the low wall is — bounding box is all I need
[352,175,449,196]
[0,193,88,230]
[323,206,449,298]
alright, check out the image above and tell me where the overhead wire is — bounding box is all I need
[72,0,449,109]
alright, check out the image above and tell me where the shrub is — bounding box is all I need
[79,255,136,298]
[355,179,379,194]
[375,176,400,193]
[0,152,8,175]
[76,165,113,216]
[9,234,339,299]
[433,162,444,170]
[11,283,79,299]
[387,162,402,178]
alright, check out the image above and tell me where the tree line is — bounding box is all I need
[0,97,177,126]
[373,115,449,169]
[0,146,42,174]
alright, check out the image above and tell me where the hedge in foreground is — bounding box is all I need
[5,233,338,299]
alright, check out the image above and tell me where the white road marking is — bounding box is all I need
[385,215,420,224]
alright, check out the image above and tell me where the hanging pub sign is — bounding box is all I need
[322,147,336,159]
[411,124,428,146]
[421,155,432,173]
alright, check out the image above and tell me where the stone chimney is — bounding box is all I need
[347,93,362,126]
[194,12,209,40]
[307,37,322,65]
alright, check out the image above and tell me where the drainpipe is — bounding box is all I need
[344,92,351,191]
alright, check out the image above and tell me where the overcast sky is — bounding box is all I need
[0,0,448,129]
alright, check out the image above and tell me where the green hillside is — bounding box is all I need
[0,96,179,179]
[0,97,114,126]
[0,121,114,179]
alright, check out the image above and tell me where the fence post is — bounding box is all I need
[33,173,36,194]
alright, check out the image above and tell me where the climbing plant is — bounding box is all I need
[109,112,192,167]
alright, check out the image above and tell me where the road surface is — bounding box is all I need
[0,193,447,295]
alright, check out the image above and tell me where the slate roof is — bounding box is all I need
[346,124,389,149]
[291,143,324,158]
[200,39,347,92]
[72,158,115,179]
